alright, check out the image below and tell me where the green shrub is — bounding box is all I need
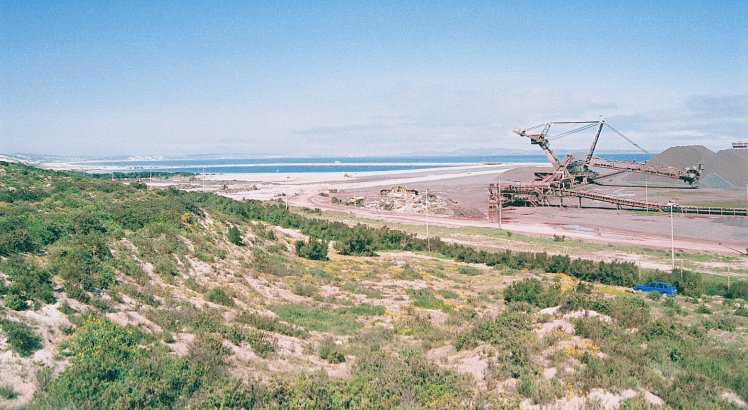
[205,287,235,306]
[318,337,346,363]
[696,304,712,314]
[407,288,452,312]
[0,319,42,357]
[227,226,243,246]
[291,281,318,297]
[735,304,748,317]
[244,329,275,357]
[457,265,481,276]
[395,264,422,280]
[295,238,328,260]
[4,294,27,311]
[504,278,561,308]
[0,384,17,400]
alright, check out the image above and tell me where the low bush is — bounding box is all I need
[0,319,42,357]
[0,384,17,400]
[227,225,243,246]
[295,238,328,260]
[318,337,345,363]
[205,287,234,306]
[504,278,561,308]
[407,288,452,312]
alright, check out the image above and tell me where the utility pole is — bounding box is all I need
[498,176,503,229]
[426,188,430,252]
[285,176,290,210]
[644,177,648,214]
[668,201,675,272]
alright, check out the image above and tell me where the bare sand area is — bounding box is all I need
[145,163,748,257]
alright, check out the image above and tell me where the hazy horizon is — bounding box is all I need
[2,2,747,157]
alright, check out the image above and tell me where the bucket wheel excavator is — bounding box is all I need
[489,118,746,216]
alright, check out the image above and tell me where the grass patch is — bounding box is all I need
[236,311,308,338]
[270,304,363,335]
[407,288,452,312]
[340,283,384,299]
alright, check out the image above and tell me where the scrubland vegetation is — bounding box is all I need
[1,161,747,409]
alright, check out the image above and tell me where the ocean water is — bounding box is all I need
[79,154,653,174]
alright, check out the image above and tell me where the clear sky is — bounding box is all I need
[2,1,747,157]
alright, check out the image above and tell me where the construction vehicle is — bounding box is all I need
[489,118,747,216]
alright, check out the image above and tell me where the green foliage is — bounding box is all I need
[205,287,235,306]
[0,384,17,400]
[227,225,243,246]
[236,311,308,338]
[294,237,328,260]
[735,304,748,317]
[504,278,562,308]
[457,265,481,276]
[49,233,114,292]
[334,226,376,256]
[318,337,346,363]
[3,162,743,306]
[271,304,364,335]
[0,256,55,309]
[696,304,712,314]
[456,311,535,378]
[4,294,27,311]
[0,318,42,357]
[244,329,275,357]
[609,295,650,328]
[407,288,452,312]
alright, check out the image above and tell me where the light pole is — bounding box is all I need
[285,176,290,210]
[426,188,430,252]
[498,177,503,229]
[667,201,676,271]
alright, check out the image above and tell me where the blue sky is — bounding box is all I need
[1,1,747,156]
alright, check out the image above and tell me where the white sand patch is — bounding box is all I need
[563,310,612,323]
[427,345,489,388]
[722,391,747,408]
[542,367,557,380]
[170,333,195,356]
[539,306,561,316]
[106,311,163,334]
[643,390,665,406]
[521,388,637,410]
[538,319,574,335]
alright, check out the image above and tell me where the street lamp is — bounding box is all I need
[285,176,290,210]
[498,177,503,229]
[425,188,430,252]
[666,201,676,271]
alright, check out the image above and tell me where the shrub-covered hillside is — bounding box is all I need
[1,162,747,409]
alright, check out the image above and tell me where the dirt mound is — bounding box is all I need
[364,192,484,217]
[623,145,748,188]
[648,145,715,168]
[704,149,748,188]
